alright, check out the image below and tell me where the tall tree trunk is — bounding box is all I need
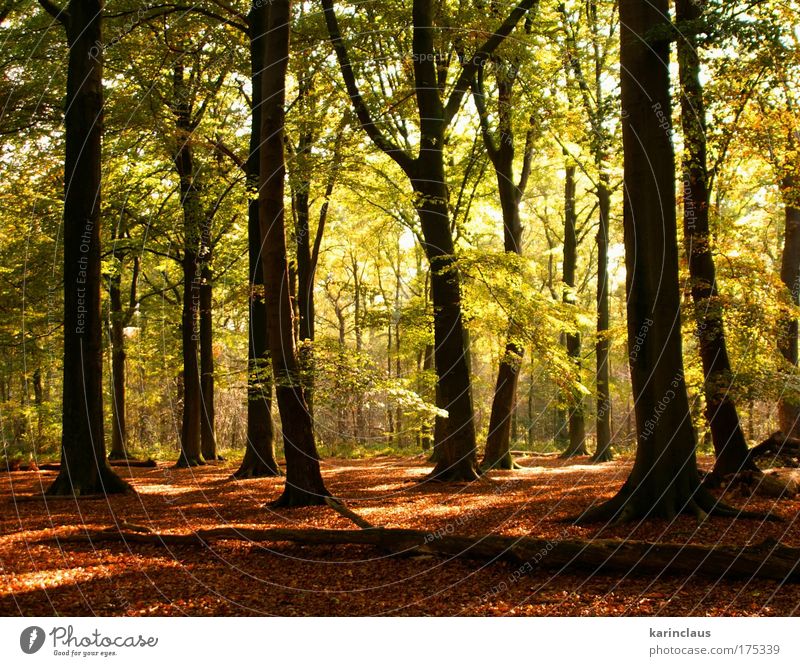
[420,343,434,452]
[779,169,800,436]
[236,0,281,479]
[108,258,128,461]
[676,0,754,478]
[411,1,478,481]
[108,248,138,461]
[293,183,315,412]
[199,221,217,461]
[579,0,719,523]
[561,162,587,458]
[46,0,127,495]
[387,322,394,444]
[395,297,402,447]
[592,170,613,461]
[173,60,204,468]
[476,68,526,471]
[414,177,479,481]
[323,0,505,481]
[260,0,328,506]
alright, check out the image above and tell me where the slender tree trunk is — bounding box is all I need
[260,0,328,506]
[676,0,754,478]
[199,236,217,460]
[527,362,535,448]
[352,258,366,441]
[108,260,127,460]
[237,0,281,479]
[579,0,720,523]
[395,304,402,447]
[779,170,800,436]
[592,171,613,461]
[387,322,394,444]
[420,343,434,452]
[477,73,525,471]
[173,60,204,468]
[108,250,138,461]
[294,184,315,414]
[561,163,587,458]
[47,0,128,495]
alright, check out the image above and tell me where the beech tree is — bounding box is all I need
[675,0,755,478]
[260,0,328,506]
[38,0,128,495]
[236,0,281,479]
[580,0,718,522]
[323,0,538,481]
[471,53,535,470]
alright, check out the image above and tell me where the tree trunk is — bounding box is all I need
[260,0,328,506]
[676,0,754,478]
[47,0,128,496]
[293,184,315,415]
[561,163,587,458]
[352,258,366,441]
[779,171,800,436]
[237,0,281,479]
[72,527,798,583]
[173,60,204,468]
[414,178,479,481]
[478,71,525,471]
[199,222,217,461]
[579,0,720,523]
[108,258,128,460]
[592,172,613,461]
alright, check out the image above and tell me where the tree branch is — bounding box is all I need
[443,0,538,126]
[321,0,414,174]
[37,0,68,27]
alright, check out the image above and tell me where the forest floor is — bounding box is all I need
[1,453,799,616]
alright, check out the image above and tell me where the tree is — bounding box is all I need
[559,0,617,462]
[38,0,128,495]
[260,0,328,506]
[323,0,537,481]
[107,218,140,460]
[471,53,535,470]
[236,0,281,479]
[559,158,587,458]
[172,57,205,468]
[579,0,719,522]
[675,0,755,478]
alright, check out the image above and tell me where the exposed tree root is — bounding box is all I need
[426,458,482,482]
[57,526,800,582]
[232,461,282,479]
[175,454,206,468]
[480,452,522,471]
[45,465,131,497]
[573,484,780,525]
[269,486,330,508]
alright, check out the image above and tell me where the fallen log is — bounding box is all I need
[56,526,800,582]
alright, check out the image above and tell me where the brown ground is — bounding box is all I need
[1,454,798,616]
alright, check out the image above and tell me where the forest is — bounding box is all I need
[1,0,800,617]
